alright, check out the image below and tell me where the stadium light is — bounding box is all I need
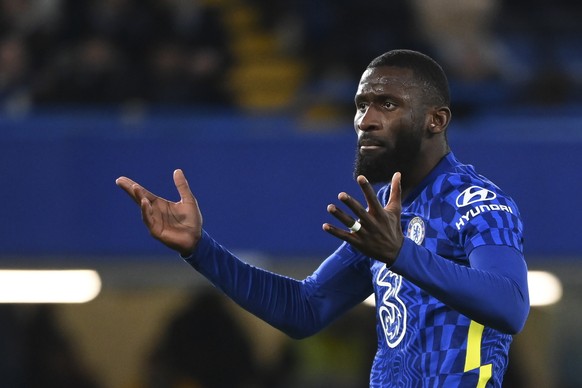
[0,270,101,303]
[528,270,562,307]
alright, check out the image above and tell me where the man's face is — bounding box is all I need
[353,66,428,184]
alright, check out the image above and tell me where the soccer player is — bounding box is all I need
[116,49,529,387]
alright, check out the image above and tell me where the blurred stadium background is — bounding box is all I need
[1,0,582,387]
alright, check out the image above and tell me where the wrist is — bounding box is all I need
[381,235,404,266]
[180,229,206,260]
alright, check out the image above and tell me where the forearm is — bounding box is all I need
[184,231,372,338]
[391,239,529,334]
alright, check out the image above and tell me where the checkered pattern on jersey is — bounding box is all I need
[368,153,520,387]
[382,159,524,263]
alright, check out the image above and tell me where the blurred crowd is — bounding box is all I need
[268,0,582,116]
[0,0,233,112]
[1,0,582,116]
[0,304,99,388]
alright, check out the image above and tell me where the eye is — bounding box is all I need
[356,102,368,112]
[383,100,396,109]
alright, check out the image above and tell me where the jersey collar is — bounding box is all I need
[401,152,458,208]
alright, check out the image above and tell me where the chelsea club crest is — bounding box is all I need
[407,216,425,245]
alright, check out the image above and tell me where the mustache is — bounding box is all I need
[358,135,386,147]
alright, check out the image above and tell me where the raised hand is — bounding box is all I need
[115,169,202,256]
[323,172,404,264]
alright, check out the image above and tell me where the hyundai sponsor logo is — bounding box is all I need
[455,186,497,208]
[455,203,513,230]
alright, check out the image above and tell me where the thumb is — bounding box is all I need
[385,172,402,213]
[173,169,194,202]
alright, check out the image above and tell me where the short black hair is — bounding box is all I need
[367,49,450,107]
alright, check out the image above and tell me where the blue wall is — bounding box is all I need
[1,109,580,261]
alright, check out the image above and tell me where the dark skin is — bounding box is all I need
[323,66,451,263]
[115,66,451,263]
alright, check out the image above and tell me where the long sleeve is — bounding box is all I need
[183,231,374,339]
[391,238,529,334]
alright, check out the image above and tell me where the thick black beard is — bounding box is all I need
[353,147,396,184]
[353,131,423,184]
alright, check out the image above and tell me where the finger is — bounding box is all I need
[116,176,141,204]
[327,203,360,229]
[322,223,357,243]
[386,172,402,212]
[133,183,159,204]
[173,169,194,202]
[337,191,369,222]
[116,176,159,205]
[116,176,136,187]
[356,175,384,214]
[139,197,155,230]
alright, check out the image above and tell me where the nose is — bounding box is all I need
[355,104,380,132]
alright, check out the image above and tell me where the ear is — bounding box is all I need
[427,106,451,134]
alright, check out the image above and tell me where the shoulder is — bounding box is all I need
[434,167,521,224]
[432,160,519,211]
[436,168,524,252]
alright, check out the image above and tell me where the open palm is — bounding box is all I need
[116,169,202,256]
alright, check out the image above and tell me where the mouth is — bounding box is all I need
[358,138,384,153]
[360,145,383,150]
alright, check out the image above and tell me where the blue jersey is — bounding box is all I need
[185,152,528,388]
[365,152,524,387]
